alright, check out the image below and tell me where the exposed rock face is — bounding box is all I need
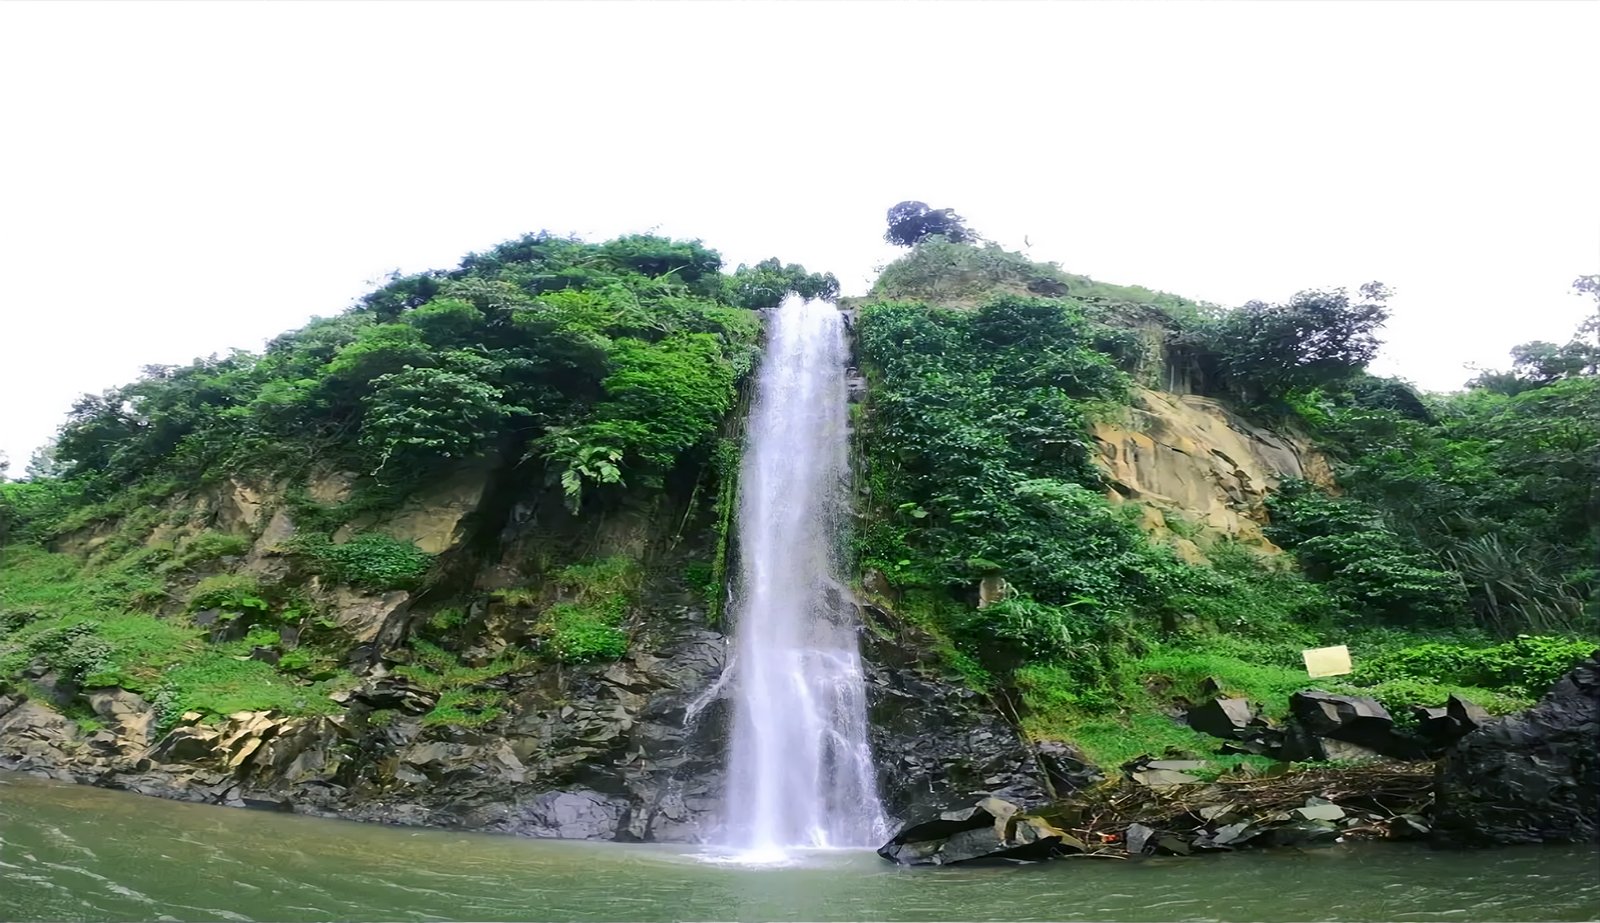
[1092,388,1334,556]
[0,696,80,781]
[861,605,1050,824]
[86,687,154,747]
[0,597,1049,844]
[1436,651,1600,845]
[333,463,492,554]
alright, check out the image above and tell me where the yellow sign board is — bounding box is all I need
[1302,644,1353,678]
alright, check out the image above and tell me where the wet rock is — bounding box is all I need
[517,790,629,839]
[878,797,1071,865]
[86,687,154,746]
[1034,740,1103,796]
[1187,697,1254,740]
[1435,651,1600,845]
[1388,814,1431,839]
[863,605,1048,821]
[1267,819,1340,846]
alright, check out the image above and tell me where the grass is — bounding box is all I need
[163,530,250,572]
[1016,633,1544,769]
[1,544,355,729]
[152,652,351,728]
[533,557,638,663]
[421,689,506,727]
[392,639,532,727]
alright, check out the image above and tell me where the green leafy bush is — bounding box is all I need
[166,531,250,571]
[1351,635,1597,698]
[531,557,637,663]
[293,533,432,590]
[186,574,268,614]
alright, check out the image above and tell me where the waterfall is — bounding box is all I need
[721,295,888,855]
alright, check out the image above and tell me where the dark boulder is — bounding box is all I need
[1435,651,1600,845]
[1413,694,1492,751]
[1187,697,1254,740]
[515,790,630,840]
[877,797,1077,865]
[1034,740,1103,795]
[1446,693,1491,731]
[1289,690,1428,761]
[1290,690,1393,740]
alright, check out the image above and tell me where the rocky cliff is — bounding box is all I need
[0,427,1049,839]
[1093,387,1334,561]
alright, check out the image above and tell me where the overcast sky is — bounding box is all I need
[2,1,1597,471]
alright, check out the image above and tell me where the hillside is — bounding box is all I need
[0,229,1595,831]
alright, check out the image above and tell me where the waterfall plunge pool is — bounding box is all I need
[4,772,1597,922]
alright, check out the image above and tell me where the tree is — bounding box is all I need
[1466,279,1600,394]
[1204,285,1390,402]
[883,200,979,247]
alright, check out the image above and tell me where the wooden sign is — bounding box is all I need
[1302,644,1353,678]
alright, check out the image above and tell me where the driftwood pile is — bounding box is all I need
[1038,762,1436,858]
[879,762,1436,865]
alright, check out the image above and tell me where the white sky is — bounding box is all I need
[2,1,1597,471]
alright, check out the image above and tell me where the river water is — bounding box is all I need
[3,773,1596,922]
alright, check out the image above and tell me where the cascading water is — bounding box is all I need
[720,295,888,856]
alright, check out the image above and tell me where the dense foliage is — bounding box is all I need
[2,232,844,536]
[857,238,1597,765]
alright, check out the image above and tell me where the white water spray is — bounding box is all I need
[721,296,888,855]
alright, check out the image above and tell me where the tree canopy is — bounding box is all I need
[883,200,980,247]
[10,232,839,534]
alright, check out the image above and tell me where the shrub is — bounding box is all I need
[167,531,250,571]
[532,557,637,663]
[186,574,268,614]
[293,532,432,590]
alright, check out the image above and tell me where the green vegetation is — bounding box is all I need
[0,229,807,734]
[1,231,811,542]
[533,557,638,663]
[3,216,1593,762]
[0,546,352,729]
[164,531,250,572]
[289,532,433,591]
[856,237,1597,768]
[392,639,530,727]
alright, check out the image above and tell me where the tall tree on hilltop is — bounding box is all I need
[884,201,979,247]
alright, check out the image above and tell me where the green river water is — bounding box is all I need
[2,772,1597,922]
